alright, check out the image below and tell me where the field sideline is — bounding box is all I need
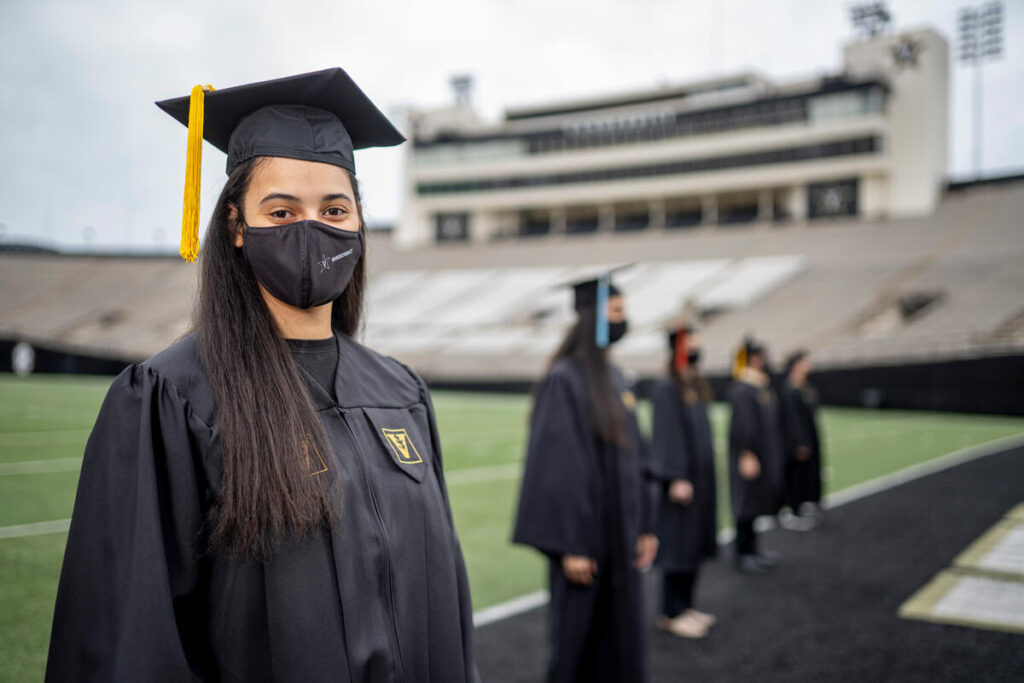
[2,374,1024,682]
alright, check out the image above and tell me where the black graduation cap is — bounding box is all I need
[156,68,405,261]
[572,279,621,311]
[563,265,632,311]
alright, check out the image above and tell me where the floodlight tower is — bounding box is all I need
[958,1,1004,179]
[850,2,893,39]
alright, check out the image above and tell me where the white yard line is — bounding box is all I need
[474,590,550,627]
[472,431,1024,627]
[822,432,1024,510]
[0,458,82,476]
[0,518,71,539]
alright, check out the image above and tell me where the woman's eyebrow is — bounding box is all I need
[259,192,301,204]
[322,193,354,202]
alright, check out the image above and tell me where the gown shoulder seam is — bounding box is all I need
[133,361,215,435]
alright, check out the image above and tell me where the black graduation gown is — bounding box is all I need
[780,381,823,509]
[46,332,478,683]
[650,379,718,573]
[727,378,784,522]
[512,357,653,683]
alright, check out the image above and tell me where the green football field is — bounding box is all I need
[2,374,1024,681]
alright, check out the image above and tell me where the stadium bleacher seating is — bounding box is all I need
[1,179,1022,381]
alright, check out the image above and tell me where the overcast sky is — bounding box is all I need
[1,0,1020,251]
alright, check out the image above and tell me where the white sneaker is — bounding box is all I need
[685,608,717,628]
[657,614,708,639]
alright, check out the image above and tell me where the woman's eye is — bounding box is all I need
[325,207,348,217]
[270,210,291,219]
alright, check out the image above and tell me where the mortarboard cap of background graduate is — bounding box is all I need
[560,264,633,311]
[555,265,632,348]
[156,68,405,262]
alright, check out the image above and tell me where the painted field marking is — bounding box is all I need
[0,519,71,540]
[446,462,522,486]
[0,458,83,476]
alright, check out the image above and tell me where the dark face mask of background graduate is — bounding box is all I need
[603,294,629,346]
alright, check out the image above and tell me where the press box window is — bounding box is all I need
[435,213,470,242]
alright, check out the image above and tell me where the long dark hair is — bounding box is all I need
[667,358,714,405]
[546,306,627,446]
[193,157,367,557]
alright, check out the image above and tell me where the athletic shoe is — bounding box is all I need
[657,614,708,639]
[685,608,717,628]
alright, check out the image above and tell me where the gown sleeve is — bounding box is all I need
[512,369,602,559]
[651,381,690,482]
[45,364,212,683]
[411,371,481,683]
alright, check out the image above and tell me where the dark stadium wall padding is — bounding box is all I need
[433,355,1024,417]
[0,340,131,376]
[701,354,1024,416]
[3,338,1022,416]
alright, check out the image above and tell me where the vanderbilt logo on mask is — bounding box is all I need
[381,427,423,465]
[318,248,354,274]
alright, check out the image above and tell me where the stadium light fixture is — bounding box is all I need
[849,2,893,39]
[958,1,1004,179]
[450,74,474,107]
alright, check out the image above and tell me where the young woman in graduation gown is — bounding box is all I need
[779,350,824,528]
[45,69,478,683]
[513,278,659,683]
[651,325,718,639]
[727,337,784,574]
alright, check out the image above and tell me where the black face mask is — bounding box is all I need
[688,349,702,366]
[608,320,629,345]
[242,220,363,309]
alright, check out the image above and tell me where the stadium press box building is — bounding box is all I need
[396,28,948,248]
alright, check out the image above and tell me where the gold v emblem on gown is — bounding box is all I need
[381,428,423,465]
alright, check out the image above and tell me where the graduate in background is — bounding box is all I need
[651,324,719,639]
[46,70,478,682]
[728,337,784,574]
[513,272,658,683]
[779,350,824,531]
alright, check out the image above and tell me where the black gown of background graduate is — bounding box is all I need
[780,380,823,510]
[513,356,654,683]
[651,379,718,573]
[46,332,478,683]
[727,377,784,521]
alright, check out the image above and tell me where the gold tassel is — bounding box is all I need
[732,346,747,379]
[180,84,214,262]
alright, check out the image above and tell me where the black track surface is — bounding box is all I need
[475,445,1024,682]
